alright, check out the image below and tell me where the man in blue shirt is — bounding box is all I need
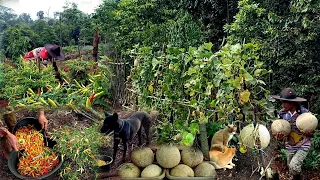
[272,88,312,180]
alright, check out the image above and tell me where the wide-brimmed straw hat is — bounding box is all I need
[271,88,307,102]
[44,44,65,60]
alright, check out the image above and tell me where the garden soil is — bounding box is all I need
[0,109,319,180]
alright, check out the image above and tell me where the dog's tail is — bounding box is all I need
[210,144,225,152]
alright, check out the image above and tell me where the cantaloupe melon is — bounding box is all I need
[296,112,318,133]
[156,145,181,168]
[181,147,203,168]
[131,147,154,168]
[239,124,270,149]
[271,119,291,140]
[118,163,140,178]
[141,164,162,178]
[170,164,194,177]
[194,162,217,177]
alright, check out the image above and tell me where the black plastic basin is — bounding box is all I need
[12,117,42,134]
[97,155,113,172]
[8,117,64,179]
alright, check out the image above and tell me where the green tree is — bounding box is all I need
[4,26,31,60]
[36,10,44,20]
[94,0,204,52]
[17,13,33,25]
[225,0,320,112]
[32,20,59,45]
[0,5,17,31]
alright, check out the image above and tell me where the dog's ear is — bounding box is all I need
[113,112,119,119]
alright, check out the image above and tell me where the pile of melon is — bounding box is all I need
[118,145,217,179]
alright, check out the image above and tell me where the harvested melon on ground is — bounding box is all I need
[118,163,141,178]
[239,124,270,149]
[131,147,154,168]
[181,147,203,168]
[296,112,318,133]
[170,164,194,177]
[271,119,291,140]
[194,162,217,177]
[141,164,162,178]
[156,145,181,168]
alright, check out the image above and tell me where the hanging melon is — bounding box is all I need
[239,124,270,149]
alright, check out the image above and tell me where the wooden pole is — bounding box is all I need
[93,29,101,62]
[199,123,209,159]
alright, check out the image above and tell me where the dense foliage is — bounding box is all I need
[51,123,111,179]
[226,0,320,113]
[130,42,273,145]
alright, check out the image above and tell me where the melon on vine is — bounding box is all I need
[239,124,270,149]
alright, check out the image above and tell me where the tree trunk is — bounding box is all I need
[93,30,101,62]
[199,123,209,159]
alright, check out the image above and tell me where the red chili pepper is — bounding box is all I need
[16,125,59,177]
[37,88,41,95]
[89,93,95,102]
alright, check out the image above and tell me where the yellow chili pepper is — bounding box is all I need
[27,88,36,96]
[39,97,49,106]
[93,91,104,98]
[47,98,57,107]
[85,98,91,109]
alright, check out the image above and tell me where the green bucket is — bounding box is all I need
[8,117,64,180]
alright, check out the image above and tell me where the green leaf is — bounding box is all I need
[240,90,251,103]
[243,71,254,81]
[190,99,197,106]
[232,77,242,89]
[181,132,194,146]
[204,43,213,51]
[187,68,197,75]
[190,90,195,97]
[152,58,160,70]
[210,100,216,107]
[148,84,154,92]
[190,123,200,134]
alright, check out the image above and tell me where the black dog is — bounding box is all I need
[99,111,158,163]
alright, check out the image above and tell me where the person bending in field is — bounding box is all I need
[0,109,48,159]
[272,88,314,180]
[0,44,64,159]
[23,44,65,83]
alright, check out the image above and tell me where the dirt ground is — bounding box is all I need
[98,127,320,180]
[0,108,319,180]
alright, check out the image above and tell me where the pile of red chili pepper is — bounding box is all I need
[15,125,60,177]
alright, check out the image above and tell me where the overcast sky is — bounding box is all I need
[1,0,102,19]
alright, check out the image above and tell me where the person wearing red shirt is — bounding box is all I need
[23,44,65,83]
